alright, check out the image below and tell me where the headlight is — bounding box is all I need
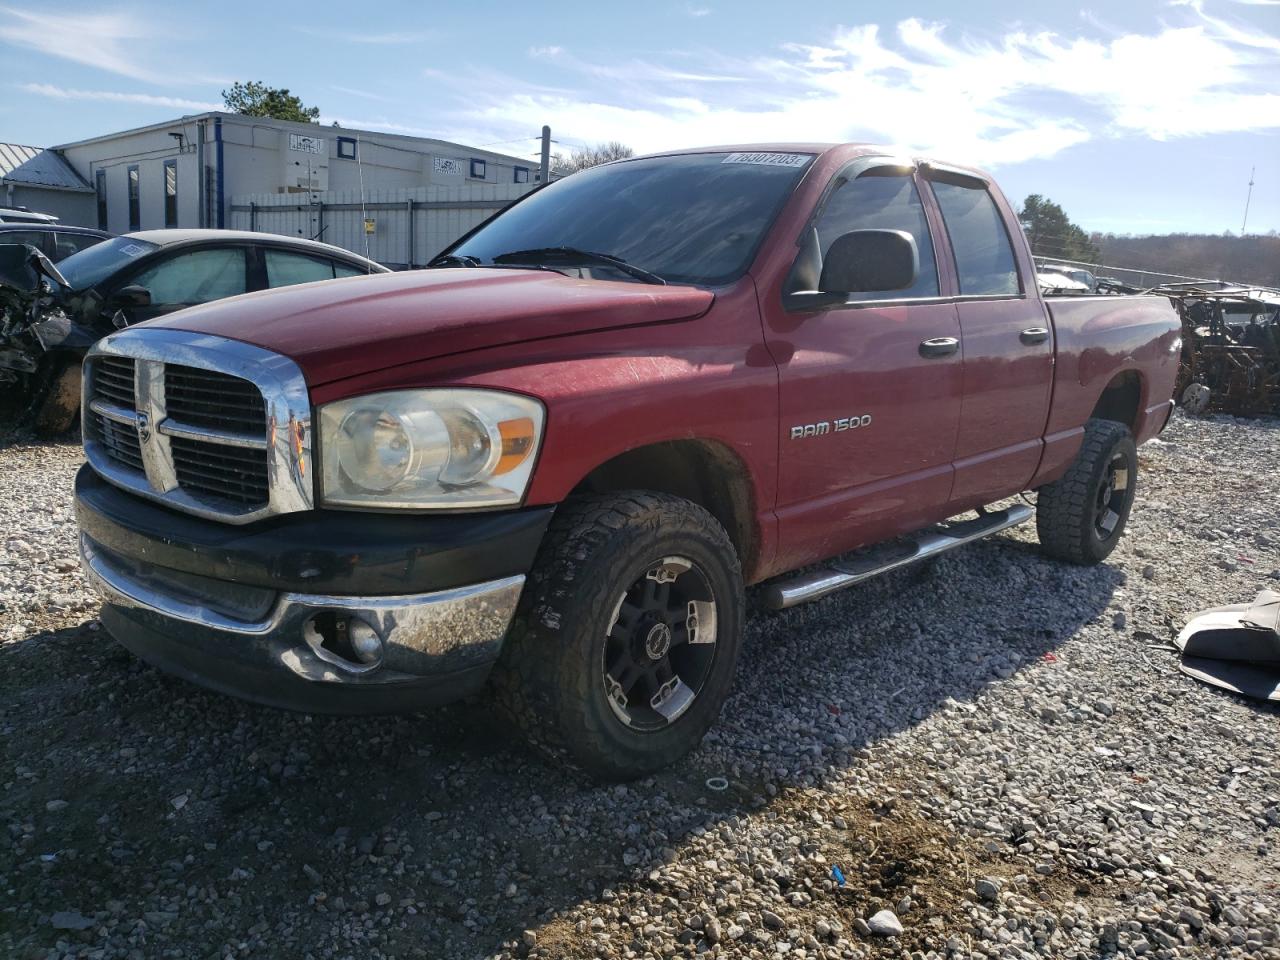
[319,389,544,509]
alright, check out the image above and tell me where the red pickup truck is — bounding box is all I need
[74,144,1180,778]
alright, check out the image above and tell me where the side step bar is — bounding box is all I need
[763,503,1034,610]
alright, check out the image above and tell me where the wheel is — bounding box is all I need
[1035,418,1137,565]
[491,492,744,780]
[32,361,81,436]
[1181,383,1210,415]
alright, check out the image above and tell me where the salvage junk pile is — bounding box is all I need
[1170,286,1280,418]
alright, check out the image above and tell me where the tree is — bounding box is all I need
[551,141,634,175]
[1019,194,1100,263]
[221,81,320,123]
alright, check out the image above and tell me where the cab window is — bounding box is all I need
[930,180,1020,296]
[130,247,248,305]
[813,172,939,300]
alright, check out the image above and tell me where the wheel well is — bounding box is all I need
[1090,371,1142,432]
[571,440,758,578]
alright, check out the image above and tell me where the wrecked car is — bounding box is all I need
[74,144,1181,779]
[1170,286,1280,417]
[0,230,385,432]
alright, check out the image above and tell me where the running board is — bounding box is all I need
[763,503,1034,610]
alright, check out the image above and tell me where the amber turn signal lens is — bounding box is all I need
[494,417,536,475]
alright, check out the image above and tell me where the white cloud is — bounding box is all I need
[455,10,1280,168]
[685,5,711,16]
[330,85,397,103]
[0,7,158,81]
[21,83,220,112]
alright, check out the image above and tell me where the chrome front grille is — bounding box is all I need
[83,329,314,524]
[165,365,268,435]
[171,435,270,505]
[92,356,136,407]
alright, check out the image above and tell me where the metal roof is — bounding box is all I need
[0,143,93,193]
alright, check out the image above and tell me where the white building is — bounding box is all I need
[54,113,543,235]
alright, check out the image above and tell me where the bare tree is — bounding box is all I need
[551,141,635,176]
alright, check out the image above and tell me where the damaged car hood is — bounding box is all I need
[146,268,715,386]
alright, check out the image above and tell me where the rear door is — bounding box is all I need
[765,161,964,567]
[924,170,1053,507]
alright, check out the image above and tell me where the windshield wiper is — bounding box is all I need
[426,253,482,268]
[491,247,666,285]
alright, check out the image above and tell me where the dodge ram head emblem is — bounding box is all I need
[790,415,871,439]
[135,410,151,444]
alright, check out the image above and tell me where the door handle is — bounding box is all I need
[919,336,960,358]
[1020,327,1050,345]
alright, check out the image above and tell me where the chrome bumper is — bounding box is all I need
[80,533,523,694]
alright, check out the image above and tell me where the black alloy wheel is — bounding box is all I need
[601,556,718,731]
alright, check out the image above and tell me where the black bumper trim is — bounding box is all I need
[75,464,554,596]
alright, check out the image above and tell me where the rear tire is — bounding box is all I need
[1036,418,1137,565]
[491,492,744,780]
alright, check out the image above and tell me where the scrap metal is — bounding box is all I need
[1166,285,1280,418]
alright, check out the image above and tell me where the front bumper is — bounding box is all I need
[75,465,553,714]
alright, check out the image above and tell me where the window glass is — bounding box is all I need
[95,170,107,231]
[58,236,160,290]
[450,152,812,286]
[812,173,939,300]
[164,160,178,228]
[931,181,1020,296]
[265,249,336,288]
[333,262,366,278]
[131,247,247,305]
[0,230,45,251]
[127,166,140,231]
[53,232,104,260]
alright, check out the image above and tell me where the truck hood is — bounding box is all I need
[147,268,715,386]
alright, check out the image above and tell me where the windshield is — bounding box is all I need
[57,235,161,291]
[446,151,814,286]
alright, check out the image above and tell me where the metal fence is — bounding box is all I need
[229,182,536,270]
[1032,256,1259,292]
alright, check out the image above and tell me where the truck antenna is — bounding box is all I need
[1241,165,1255,236]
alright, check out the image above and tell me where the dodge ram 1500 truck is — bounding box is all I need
[74,144,1181,778]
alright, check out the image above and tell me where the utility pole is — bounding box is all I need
[1241,166,1255,235]
[539,125,551,185]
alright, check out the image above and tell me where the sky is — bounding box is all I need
[1,0,1278,236]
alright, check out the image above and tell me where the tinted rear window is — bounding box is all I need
[931,181,1020,296]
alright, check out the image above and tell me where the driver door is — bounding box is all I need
[763,165,964,569]
[112,245,249,324]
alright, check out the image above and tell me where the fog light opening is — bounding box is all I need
[305,612,384,672]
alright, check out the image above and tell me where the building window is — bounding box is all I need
[469,158,486,179]
[164,159,178,228]
[514,166,530,184]
[127,165,140,231]
[95,170,107,230]
[336,137,357,160]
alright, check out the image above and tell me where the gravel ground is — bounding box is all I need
[1,411,1278,960]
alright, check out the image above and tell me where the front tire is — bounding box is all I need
[491,492,744,780]
[1036,418,1137,565]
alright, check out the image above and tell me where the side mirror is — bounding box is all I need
[112,284,152,308]
[819,229,919,295]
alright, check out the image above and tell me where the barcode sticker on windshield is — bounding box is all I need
[119,244,149,257]
[721,152,809,168]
